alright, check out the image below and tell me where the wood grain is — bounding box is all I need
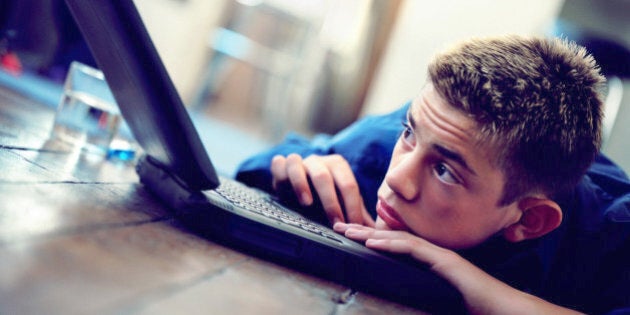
[0,85,427,315]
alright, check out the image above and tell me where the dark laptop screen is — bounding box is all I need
[65,0,219,190]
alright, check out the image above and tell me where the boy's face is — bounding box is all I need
[375,84,522,249]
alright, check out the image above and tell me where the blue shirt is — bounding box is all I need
[236,102,630,314]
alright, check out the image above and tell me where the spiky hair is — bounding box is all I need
[428,35,605,205]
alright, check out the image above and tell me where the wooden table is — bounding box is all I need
[0,85,429,315]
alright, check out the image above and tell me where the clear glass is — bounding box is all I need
[50,61,133,157]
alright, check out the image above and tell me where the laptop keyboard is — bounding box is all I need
[216,180,343,243]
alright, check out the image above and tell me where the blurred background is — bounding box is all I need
[1,0,629,172]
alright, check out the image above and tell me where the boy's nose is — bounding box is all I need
[385,155,420,201]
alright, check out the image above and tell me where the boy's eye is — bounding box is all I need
[401,121,416,145]
[434,163,459,184]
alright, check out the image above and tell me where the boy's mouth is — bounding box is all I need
[376,199,409,231]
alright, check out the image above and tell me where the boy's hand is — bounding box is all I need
[270,154,375,226]
[332,223,455,269]
[334,223,583,315]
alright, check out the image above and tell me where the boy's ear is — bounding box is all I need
[503,197,562,243]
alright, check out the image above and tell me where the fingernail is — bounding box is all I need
[300,192,312,206]
[333,222,344,232]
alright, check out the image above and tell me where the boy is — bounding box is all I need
[236,36,630,314]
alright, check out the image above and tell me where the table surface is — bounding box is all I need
[0,85,430,315]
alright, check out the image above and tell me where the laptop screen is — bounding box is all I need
[65,0,219,190]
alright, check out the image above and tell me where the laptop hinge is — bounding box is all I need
[135,155,208,210]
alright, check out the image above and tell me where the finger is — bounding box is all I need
[304,157,345,224]
[272,155,307,206]
[344,227,413,244]
[366,239,448,268]
[365,238,414,255]
[363,232,450,267]
[336,225,453,268]
[333,222,364,234]
[285,154,313,206]
[342,225,379,241]
[270,155,288,190]
[326,156,367,225]
[338,225,418,256]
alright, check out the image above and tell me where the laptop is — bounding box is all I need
[64,1,465,313]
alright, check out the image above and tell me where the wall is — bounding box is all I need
[362,0,564,115]
[134,0,227,103]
